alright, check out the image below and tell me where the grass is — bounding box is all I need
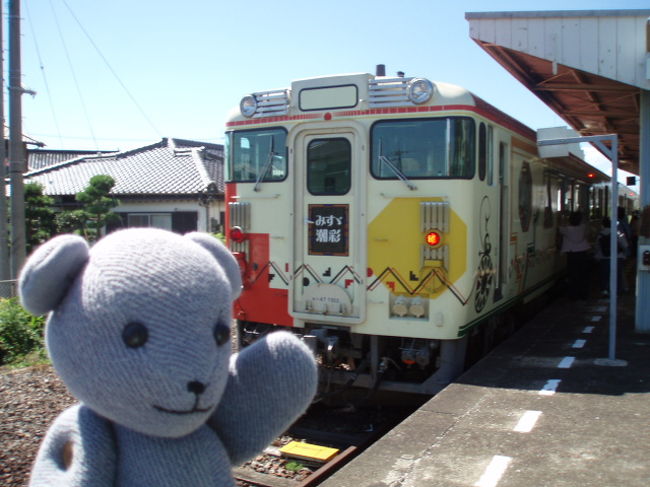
[0,298,47,369]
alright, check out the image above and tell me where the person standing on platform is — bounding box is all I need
[559,211,591,300]
[617,207,633,293]
[594,216,629,297]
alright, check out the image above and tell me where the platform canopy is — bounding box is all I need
[466,9,650,176]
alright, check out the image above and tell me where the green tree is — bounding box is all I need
[74,175,120,242]
[55,209,87,235]
[24,182,57,253]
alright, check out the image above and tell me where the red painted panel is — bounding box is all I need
[234,232,293,327]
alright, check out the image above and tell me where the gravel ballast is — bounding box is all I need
[0,365,76,486]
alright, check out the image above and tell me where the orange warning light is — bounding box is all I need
[587,172,595,178]
[425,231,441,247]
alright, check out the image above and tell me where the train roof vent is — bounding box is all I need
[369,77,414,107]
[248,89,290,118]
[369,77,434,108]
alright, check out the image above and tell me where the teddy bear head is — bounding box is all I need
[19,228,242,439]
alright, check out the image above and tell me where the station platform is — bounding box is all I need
[320,293,650,487]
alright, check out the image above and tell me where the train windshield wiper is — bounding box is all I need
[254,137,277,192]
[378,155,417,191]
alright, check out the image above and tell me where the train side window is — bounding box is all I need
[543,172,553,228]
[518,161,533,232]
[479,123,495,185]
[307,138,351,195]
[487,125,494,186]
[478,123,486,181]
[370,117,475,180]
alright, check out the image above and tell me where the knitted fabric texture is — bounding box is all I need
[19,228,317,487]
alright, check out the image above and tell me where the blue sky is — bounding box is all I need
[17,0,649,183]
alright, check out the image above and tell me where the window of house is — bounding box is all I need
[127,213,172,230]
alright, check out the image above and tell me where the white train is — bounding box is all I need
[224,68,607,394]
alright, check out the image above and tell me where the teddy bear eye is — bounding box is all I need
[122,322,149,348]
[213,322,230,347]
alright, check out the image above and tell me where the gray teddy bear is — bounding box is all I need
[18,228,317,486]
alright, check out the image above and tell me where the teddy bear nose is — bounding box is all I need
[187,381,206,395]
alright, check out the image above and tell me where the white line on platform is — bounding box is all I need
[474,455,513,487]
[539,379,561,395]
[513,410,542,433]
[591,306,607,313]
[590,315,602,322]
[558,356,576,368]
[582,326,595,334]
[572,339,586,348]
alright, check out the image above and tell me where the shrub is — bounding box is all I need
[0,298,47,366]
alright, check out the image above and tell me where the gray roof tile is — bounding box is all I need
[27,149,115,171]
[25,138,224,197]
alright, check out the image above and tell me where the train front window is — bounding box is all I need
[370,117,475,179]
[307,138,351,195]
[228,128,287,183]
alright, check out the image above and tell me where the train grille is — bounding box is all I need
[368,77,416,108]
[421,201,449,233]
[250,90,290,118]
[421,244,449,271]
[229,201,251,253]
[421,201,450,270]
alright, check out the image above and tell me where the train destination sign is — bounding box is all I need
[308,204,349,256]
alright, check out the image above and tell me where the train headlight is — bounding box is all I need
[240,95,258,118]
[230,226,247,243]
[425,230,441,247]
[407,78,434,105]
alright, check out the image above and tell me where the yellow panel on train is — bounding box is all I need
[368,197,467,297]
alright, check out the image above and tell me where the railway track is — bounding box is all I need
[234,401,418,487]
[233,444,359,487]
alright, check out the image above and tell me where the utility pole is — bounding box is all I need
[0,1,10,282]
[9,0,26,278]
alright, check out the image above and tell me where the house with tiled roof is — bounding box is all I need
[25,138,225,234]
[27,149,116,171]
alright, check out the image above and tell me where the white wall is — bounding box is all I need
[116,199,224,233]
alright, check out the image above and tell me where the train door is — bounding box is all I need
[290,127,366,324]
[495,140,509,300]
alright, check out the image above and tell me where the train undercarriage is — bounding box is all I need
[237,309,522,396]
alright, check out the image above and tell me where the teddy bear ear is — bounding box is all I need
[184,233,242,300]
[18,234,90,316]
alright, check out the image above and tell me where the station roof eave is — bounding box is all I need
[465,10,650,177]
[546,153,610,184]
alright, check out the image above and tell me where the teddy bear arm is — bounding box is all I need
[30,404,117,487]
[208,331,317,464]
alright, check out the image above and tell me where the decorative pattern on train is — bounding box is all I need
[475,195,494,313]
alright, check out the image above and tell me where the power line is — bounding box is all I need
[24,0,64,147]
[48,0,98,150]
[59,0,163,138]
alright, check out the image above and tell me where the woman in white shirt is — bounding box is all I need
[559,211,591,300]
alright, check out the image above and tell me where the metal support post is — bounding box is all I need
[538,134,627,367]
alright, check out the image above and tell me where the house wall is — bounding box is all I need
[114,199,225,234]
